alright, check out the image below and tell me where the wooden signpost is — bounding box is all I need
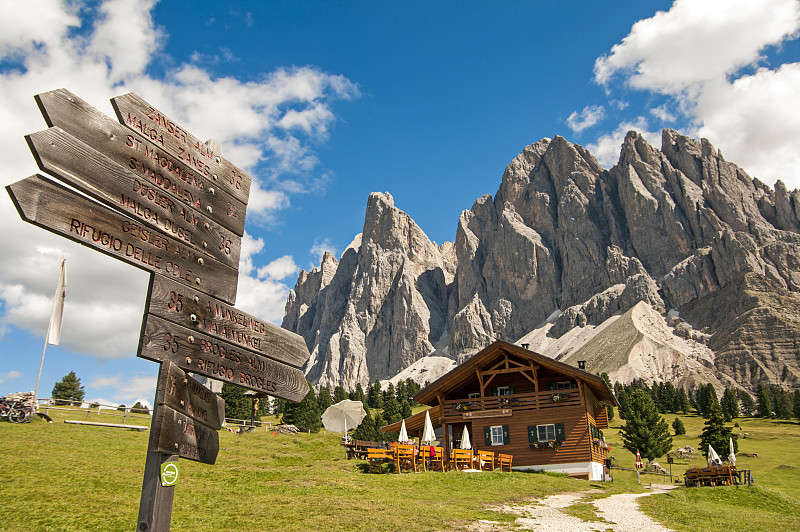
[6,88,311,531]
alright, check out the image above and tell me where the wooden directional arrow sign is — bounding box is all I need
[151,404,220,465]
[138,314,308,402]
[26,127,242,272]
[35,89,246,236]
[145,275,309,369]
[155,361,225,431]
[111,92,251,205]
[6,175,238,303]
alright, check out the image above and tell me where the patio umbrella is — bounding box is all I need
[460,425,472,450]
[729,437,736,466]
[421,410,435,444]
[707,444,722,466]
[398,419,409,442]
[321,400,366,436]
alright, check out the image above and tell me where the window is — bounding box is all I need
[493,386,512,396]
[537,424,556,442]
[484,424,510,446]
[467,393,480,399]
[490,426,504,446]
[553,381,576,390]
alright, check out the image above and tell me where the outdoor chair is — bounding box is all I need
[395,444,417,473]
[497,453,513,471]
[429,447,445,472]
[367,449,392,473]
[450,448,473,470]
[417,445,432,472]
[477,450,495,471]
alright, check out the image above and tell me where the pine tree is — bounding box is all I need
[352,411,376,441]
[293,384,322,431]
[720,388,739,421]
[677,387,691,414]
[616,387,630,420]
[131,401,150,415]
[774,387,793,419]
[373,412,388,441]
[756,383,772,418]
[51,371,85,405]
[672,417,686,435]
[620,389,673,461]
[739,390,755,417]
[220,383,250,420]
[395,381,407,403]
[793,389,800,420]
[699,400,737,460]
[333,385,348,403]
[350,383,366,404]
[382,393,401,424]
[317,387,332,412]
[367,381,383,409]
[400,398,412,419]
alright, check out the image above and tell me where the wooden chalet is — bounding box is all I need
[384,340,617,480]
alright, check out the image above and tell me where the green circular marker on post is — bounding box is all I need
[160,462,179,487]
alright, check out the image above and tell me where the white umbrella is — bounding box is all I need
[729,437,736,466]
[321,400,366,436]
[398,419,409,442]
[460,425,472,450]
[421,410,435,444]
[707,444,721,466]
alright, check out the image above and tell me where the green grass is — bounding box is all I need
[602,413,800,531]
[2,409,799,531]
[0,409,579,531]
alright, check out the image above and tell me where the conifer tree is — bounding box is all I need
[400,398,412,419]
[620,389,673,461]
[51,371,85,405]
[367,381,383,409]
[720,388,739,421]
[373,412,388,441]
[672,417,686,435]
[699,400,737,460]
[288,383,322,431]
[738,390,755,417]
[793,389,800,420]
[333,385,348,403]
[756,383,772,418]
[317,387,332,412]
[350,383,366,404]
[220,383,250,420]
[382,393,401,424]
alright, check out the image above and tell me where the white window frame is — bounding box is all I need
[467,392,480,399]
[489,425,504,446]
[537,424,556,442]
[495,386,511,396]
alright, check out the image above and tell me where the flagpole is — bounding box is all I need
[34,257,66,407]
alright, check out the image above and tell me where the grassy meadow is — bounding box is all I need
[1,408,799,531]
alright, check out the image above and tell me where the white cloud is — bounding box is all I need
[649,104,675,122]
[87,374,157,405]
[0,370,22,384]
[566,105,605,133]
[257,256,299,281]
[587,117,661,169]
[233,233,298,323]
[591,0,800,187]
[0,0,358,361]
[309,238,338,266]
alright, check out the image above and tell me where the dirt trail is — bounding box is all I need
[467,485,677,531]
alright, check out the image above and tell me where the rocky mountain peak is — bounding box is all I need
[284,129,800,393]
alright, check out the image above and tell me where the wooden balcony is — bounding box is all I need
[441,389,582,423]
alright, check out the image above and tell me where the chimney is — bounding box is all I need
[521,343,529,350]
[577,360,586,370]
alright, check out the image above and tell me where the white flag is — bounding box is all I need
[47,258,67,345]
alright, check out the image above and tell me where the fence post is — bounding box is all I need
[123,407,128,423]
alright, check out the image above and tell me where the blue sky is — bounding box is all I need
[1,0,798,406]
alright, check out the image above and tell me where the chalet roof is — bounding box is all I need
[380,405,441,434]
[413,340,617,406]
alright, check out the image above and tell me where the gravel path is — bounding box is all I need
[467,485,677,531]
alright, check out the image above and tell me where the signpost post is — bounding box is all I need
[6,88,311,531]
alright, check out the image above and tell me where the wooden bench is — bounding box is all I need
[351,440,383,459]
[476,450,495,471]
[685,465,736,487]
[450,449,474,470]
[429,446,445,472]
[395,444,417,473]
[367,449,393,473]
[497,453,513,471]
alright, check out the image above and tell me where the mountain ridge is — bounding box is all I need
[283,129,800,393]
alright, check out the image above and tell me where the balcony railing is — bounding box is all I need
[442,389,582,423]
